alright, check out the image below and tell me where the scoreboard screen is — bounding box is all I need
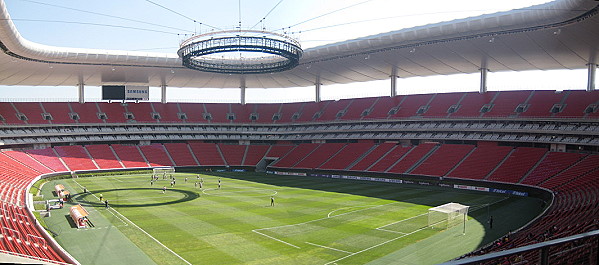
[101,85,125,100]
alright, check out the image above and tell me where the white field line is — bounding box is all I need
[376,212,428,230]
[253,202,400,248]
[305,242,354,254]
[375,228,407,234]
[324,226,430,265]
[72,180,128,226]
[72,179,192,265]
[252,230,300,249]
[325,197,512,264]
[327,205,379,218]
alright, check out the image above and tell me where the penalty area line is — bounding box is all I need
[72,179,192,265]
[305,242,354,254]
[252,229,300,249]
[324,225,429,265]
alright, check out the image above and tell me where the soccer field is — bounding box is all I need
[39,172,542,265]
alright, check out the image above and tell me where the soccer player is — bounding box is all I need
[105,200,109,209]
[185,177,188,183]
[270,196,275,207]
[99,193,103,201]
[200,182,203,189]
[218,182,221,189]
[163,186,166,194]
[194,182,198,188]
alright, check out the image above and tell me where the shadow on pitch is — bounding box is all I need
[71,188,200,208]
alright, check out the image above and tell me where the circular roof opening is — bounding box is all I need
[177,30,303,74]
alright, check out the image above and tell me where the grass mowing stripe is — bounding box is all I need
[46,172,541,264]
[71,179,192,265]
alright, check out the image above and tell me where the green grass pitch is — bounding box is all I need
[39,172,543,265]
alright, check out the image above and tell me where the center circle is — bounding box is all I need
[202,187,277,197]
[73,188,200,208]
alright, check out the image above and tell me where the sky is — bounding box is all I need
[0,0,589,103]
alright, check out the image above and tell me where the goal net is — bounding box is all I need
[153,167,175,178]
[428,203,469,232]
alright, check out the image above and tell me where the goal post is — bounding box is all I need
[428,203,470,234]
[152,167,175,178]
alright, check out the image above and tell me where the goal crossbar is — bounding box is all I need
[428,202,470,233]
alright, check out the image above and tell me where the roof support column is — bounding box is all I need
[77,83,85,104]
[160,84,167,104]
[587,63,597,91]
[480,68,488,93]
[390,68,398,97]
[315,77,321,103]
[240,76,246,105]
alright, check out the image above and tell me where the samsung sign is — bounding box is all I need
[125,85,149,100]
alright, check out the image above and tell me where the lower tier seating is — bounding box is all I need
[0,142,596,264]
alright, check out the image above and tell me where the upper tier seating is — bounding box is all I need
[69,102,101,123]
[151,103,181,123]
[126,102,156,123]
[41,102,74,124]
[519,91,565,117]
[421,93,463,117]
[449,92,496,118]
[1,90,598,125]
[340,97,378,121]
[254,104,280,124]
[13,103,46,124]
[483,91,531,117]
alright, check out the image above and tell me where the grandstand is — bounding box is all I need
[0,0,598,264]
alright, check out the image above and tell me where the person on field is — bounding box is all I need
[270,196,275,207]
[99,193,103,201]
[104,200,109,209]
[163,186,167,194]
